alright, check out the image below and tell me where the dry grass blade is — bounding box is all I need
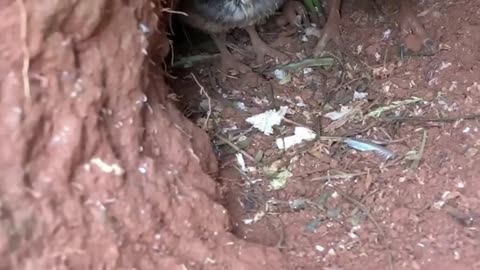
[310,172,366,182]
[410,129,427,169]
[17,0,30,100]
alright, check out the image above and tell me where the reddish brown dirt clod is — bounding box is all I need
[403,34,423,52]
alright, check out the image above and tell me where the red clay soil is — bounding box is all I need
[0,0,286,269]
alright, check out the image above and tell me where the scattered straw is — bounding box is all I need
[380,113,480,123]
[327,184,395,270]
[160,6,178,63]
[418,0,450,17]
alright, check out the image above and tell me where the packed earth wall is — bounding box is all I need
[0,1,285,269]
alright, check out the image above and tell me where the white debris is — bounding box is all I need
[252,96,269,105]
[453,250,461,260]
[467,82,480,91]
[235,102,248,111]
[294,96,307,107]
[236,153,247,172]
[138,164,147,174]
[246,106,289,135]
[303,68,313,74]
[274,69,291,85]
[139,24,150,33]
[353,91,368,100]
[305,27,321,38]
[455,179,465,188]
[356,45,363,55]
[90,158,125,176]
[382,29,392,40]
[274,69,287,79]
[324,106,352,120]
[432,191,461,209]
[276,127,317,150]
[243,211,265,224]
[348,231,359,239]
[327,248,336,256]
[439,61,452,71]
[270,169,293,190]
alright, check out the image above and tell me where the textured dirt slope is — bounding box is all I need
[0,0,285,269]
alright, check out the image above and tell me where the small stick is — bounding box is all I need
[283,117,311,129]
[215,134,256,163]
[330,77,365,92]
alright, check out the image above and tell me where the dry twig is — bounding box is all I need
[215,134,256,163]
[380,113,480,123]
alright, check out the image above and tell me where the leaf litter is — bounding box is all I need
[179,24,480,266]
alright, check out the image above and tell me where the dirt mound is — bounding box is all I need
[0,0,285,269]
